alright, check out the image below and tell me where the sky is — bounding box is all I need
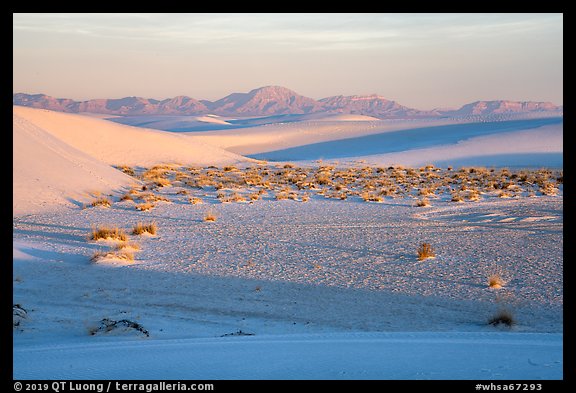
[13,13,562,110]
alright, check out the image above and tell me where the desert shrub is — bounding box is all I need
[249,193,260,201]
[415,198,430,207]
[91,249,134,263]
[90,197,111,208]
[176,189,189,195]
[90,226,127,242]
[89,318,149,337]
[275,192,289,200]
[139,194,170,203]
[188,197,203,204]
[488,274,505,289]
[148,177,172,188]
[117,165,135,176]
[13,304,27,327]
[540,182,558,196]
[204,210,217,222]
[417,243,435,261]
[467,190,481,201]
[230,192,247,202]
[113,242,141,252]
[135,202,155,211]
[451,193,464,202]
[132,222,157,236]
[488,309,515,327]
[119,193,134,202]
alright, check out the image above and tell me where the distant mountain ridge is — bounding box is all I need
[13,87,563,119]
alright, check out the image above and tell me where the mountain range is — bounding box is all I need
[13,86,563,119]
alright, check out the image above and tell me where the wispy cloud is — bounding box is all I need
[13,13,562,51]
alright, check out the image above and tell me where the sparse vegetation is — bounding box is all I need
[132,221,157,236]
[119,193,134,202]
[13,304,27,328]
[488,274,505,289]
[112,165,561,212]
[188,197,203,205]
[415,198,430,207]
[89,318,149,337]
[90,226,127,242]
[90,197,112,208]
[117,165,135,176]
[135,202,155,211]
[488,309,515,327]
[417,243,435,261]
[91,249,134,263]
[204,210,217,222]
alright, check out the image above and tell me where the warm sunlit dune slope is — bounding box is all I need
[13,110,136,216]
[13,106,250,167]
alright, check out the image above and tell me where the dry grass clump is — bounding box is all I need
[90,197,112,208]
[113,242,141,252]
[488,274,505,289]
[275,192,289,200]
[249,193,260,201]
[188,197,203,205]
[91,249,134,263]
[488,309,515,327]
[540,182,558,196]
[204,210,217,222]
[361,192,384,202]
[117,165,135,176]
[139,193,170,203]
[176,189,189,195]
[90,226,127,242]
[119,193,134,202]
[417,243,435,261]
[301,194,310,202]
[415,198,430,207]
[223,165,237,172]
[132,222,157,236]
[467,190,481,201]
[135,202,155,211]
[148,177,172,188]
[451,193,464,202]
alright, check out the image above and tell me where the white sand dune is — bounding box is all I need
[13,111,136,216]
[13,106,252,216]
[304,113,381,122]
[14,332,562,379]
[13,106,249,167]
[340,123,563,168]
[191,118,457,155]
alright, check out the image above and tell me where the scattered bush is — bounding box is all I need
[89,318,149,337]
[91,249,134,263]
[415,198,430,207]
[488,309,515,327]
[113,242,141,252]
[204,211,217,222]
[451,193,464,202]
[90,197,112,208]
[132,222,157,236]
[488,274,505,289]
[417,243,435,261]
[119,193,134,202]
[13,304,27,327]
[135,202,155,211]
[90,226,127,242]
[117,165,135,176]
[188,197,203,205]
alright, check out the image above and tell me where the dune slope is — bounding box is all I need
[13,111,136,216]
[13,106,249,167]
